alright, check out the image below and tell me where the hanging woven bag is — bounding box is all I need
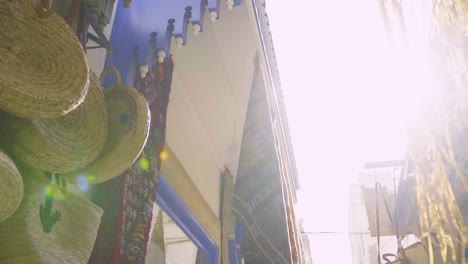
[1,72,107,173]
[63,67,151,184]
[0,150,23,223]
[0,0,89,118]
[0,166,103,263]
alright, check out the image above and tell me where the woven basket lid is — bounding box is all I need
[64,74,150,184]
[0,0,89,118]
[0,150,24,223]
[3,72,107,174]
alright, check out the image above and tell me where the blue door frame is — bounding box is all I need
[155,175,219,264]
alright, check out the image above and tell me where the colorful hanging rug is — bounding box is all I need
[89,56,173,264]
[233,58,293,264]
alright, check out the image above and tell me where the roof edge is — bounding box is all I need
[248,0,300,191]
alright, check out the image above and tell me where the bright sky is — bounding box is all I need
[266,0,432,263]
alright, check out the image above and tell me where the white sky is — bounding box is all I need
[266,0,432,263]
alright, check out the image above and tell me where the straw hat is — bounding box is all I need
[63,67,150,184]
[0,150,23,223]
[2,72,107,174]
[0,165,103,263]
[0,0,89,118]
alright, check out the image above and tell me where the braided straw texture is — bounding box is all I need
[63,84,150,184]
[0,166,103,263]
[401,0,468,263]
[3,72,107,173]
[0,0,89,118]
[0,150,23,223]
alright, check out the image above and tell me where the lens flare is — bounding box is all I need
[77,174,90,192]
[159,150,169,161]
[88,175,96,183]
[45,184,65,200]
[140,157,150,170]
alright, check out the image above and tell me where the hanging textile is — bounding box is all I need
[233,55,292,264]
[89,56,174,264]
[378,0,468,261]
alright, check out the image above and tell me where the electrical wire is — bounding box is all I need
[301,231,372,236]
[165,238,192,246]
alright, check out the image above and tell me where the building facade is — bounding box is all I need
[0,0,305,263]
[348,165,419,264]
[53,0,303,263]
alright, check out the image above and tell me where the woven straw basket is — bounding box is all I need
[63,67,150,184]
[0,0,89,118]
[2,72,107,173]
[0,150,23,223]
[0,166,103,263]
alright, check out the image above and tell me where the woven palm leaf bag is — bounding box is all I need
[0,165,103,263]
[0,150,23,223]
[2,72,107,173]
[63,67,151,184]
[0,0,89,118]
